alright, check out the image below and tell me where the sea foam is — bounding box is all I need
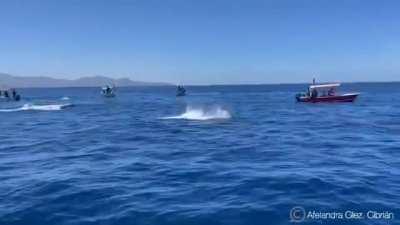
[0,103,73,112]
[163,105,231,120]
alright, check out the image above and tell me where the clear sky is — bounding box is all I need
[0,0,399,84]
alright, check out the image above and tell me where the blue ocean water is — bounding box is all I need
[1,83,400,225]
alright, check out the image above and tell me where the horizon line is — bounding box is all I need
[10,80,400,89]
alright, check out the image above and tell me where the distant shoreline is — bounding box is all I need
[2,73,400,88]
[11,81,400,89]
[0,73,172,88]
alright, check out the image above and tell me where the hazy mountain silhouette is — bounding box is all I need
[0,73,171,88]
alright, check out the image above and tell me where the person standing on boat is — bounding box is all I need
[4,90,9,98]
[328,88,335,96]
[311,88,318,98]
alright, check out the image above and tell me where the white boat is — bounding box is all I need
[296,81,359,103]
[0,89,21,102]
[101,85,116,98]
[176,85,186,97]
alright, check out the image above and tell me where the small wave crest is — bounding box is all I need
[0,103,73,112]
[61,96,71,100]
[163,105,231,120]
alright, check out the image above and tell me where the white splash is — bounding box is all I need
[61,96,70,100]
[0,103,73,112]
[163,106,231,120]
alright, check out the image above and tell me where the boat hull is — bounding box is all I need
[0,96,20,102]
[102,93,115,98]
[101,88,116,98]
[296,93,359,103]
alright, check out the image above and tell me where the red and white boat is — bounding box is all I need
[296,83,359,103]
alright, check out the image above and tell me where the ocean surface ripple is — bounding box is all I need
[1,84,399,225]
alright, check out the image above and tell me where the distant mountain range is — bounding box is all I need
[0,73,171,88]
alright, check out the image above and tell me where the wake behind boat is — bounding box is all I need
[296,80,359,103]
[101,85,116,98]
